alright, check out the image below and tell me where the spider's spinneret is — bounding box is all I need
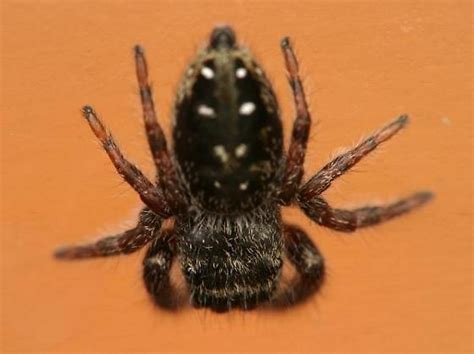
[173,26,283,213]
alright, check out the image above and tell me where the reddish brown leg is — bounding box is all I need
[81,106,171,218]
[134,45,170,168]
[134,46,184,212]
[298,115,408,201]
[298,192,433,232]
[143,227,183,310]
[55,208,162,259]
[278,37,312,204]
[272,225,324,307]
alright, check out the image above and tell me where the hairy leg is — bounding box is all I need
[55,208,162,259]
[134,46,185,212]
[143,228,179,309]
[299,192,433,232]
[298,115,408,201]
[273,224,325,307]
[278,37,312,203]
[81,106,171,218]
[134,45,169,168]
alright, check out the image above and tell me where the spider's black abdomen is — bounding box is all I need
[173,27,283,213]
[176,203,282,311]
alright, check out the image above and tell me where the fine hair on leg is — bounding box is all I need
[270,224,325,308]
[55,208,162,259]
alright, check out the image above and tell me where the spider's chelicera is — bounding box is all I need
[55,26,432,312]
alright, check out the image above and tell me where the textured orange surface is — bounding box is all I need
[1,1,472,353]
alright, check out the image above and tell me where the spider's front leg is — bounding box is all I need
[143,227,180,309]
[55,208,161,259]
[273,224,325,307]
[134,46,184,212]
[278,37,312,204]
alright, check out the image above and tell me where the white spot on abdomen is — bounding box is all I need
[197,104,216,118]
[235,144,247,158]
[239,181,249,191]
[213,145,229,163]
[236,67,247,78]
[201,66,214,79]
[239,102,256,116]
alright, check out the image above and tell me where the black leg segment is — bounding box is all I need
[272,224,325,307]
[143,228,178,309]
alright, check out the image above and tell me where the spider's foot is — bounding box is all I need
[409,190,434,207]
[81,105,109,142]
[376,114,409,142]
[280,36,290,48]
[134,44,144,55]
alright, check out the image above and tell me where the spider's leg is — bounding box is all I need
[143,227,180,309]
[274,224,324,306]
[278,37,312,204]
[298,192,433,232]
[81,105,171,217]
[298,115,408,201]
[134,45,170,168]
[55,208,161,259]
[134,46,184,212]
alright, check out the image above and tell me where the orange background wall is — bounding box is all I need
[1,1,472,353]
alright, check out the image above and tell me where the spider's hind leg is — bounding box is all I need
[278,37,312,203]
[134,46,184,212]
[298,115,409,200]
[80,106,171,217]
[134,45,170,169]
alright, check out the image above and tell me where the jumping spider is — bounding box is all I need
[55,26,432,312]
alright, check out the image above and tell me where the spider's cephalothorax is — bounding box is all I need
[55,26,432,312]
[173,27,283,213]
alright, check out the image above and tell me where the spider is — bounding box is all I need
[55,26,432,312]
